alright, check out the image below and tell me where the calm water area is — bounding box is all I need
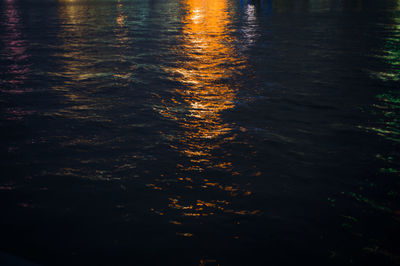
[1,0,400,265]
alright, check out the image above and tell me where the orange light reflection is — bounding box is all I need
[155,0,259,220]
[160,0,245,171]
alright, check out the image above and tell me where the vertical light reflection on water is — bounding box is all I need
[55,0,135,116]
[51,1,106,179]
[1,0,30,93]
[372,14,400,181]
[54,1,100,122]
[161,0,243,171]
[114,0,132,80]
[1,0,34,122]
[50,0,133,180]
[154,0,259,220]
[116,0,126,28]
[54,0,131,120]
[241,1,258,48]
[336,9,400,261]
[56,0,92,95]
[368,16,400,143]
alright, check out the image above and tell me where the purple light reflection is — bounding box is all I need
[2,0,31,91]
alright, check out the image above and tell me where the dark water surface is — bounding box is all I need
[1,0,400,265]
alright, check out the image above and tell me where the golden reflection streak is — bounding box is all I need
[56,2,95,86]
[154,0,259,219]
[114,0,132,80]
[160,0,245,171]
[116,1,126,28]
[54,1,130,111]
[52,0,131,180]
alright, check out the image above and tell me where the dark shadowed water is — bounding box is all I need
[1,0,400,265]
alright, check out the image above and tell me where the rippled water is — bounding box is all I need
[1,0,400,265]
